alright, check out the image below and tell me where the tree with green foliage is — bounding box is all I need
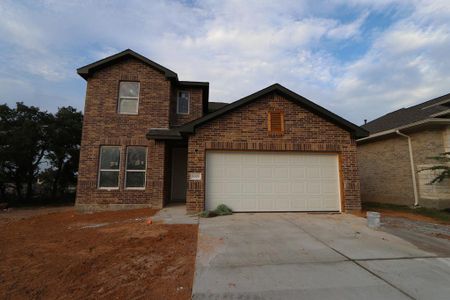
[419,152,450,184]
[0,102,83,204]
[0,104,14,199]
[0,102,51,200]
[45,106,83,199]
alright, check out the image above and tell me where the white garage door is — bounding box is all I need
[205,151,341,212]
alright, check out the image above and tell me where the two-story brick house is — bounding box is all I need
[75,49,368,213]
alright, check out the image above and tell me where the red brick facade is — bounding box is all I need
[76,52,362,212]
[170,86,204,126]
[186,92,361,212]
[76,56,204,210]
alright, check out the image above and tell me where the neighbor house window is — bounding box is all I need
[268,111,284,133]
[118,81,140,114]
[177,91,190,114]
[125,147,147,189]
[98,146,121,189]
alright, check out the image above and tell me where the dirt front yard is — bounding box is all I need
[0,207,198,300]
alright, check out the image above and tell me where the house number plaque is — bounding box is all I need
[189,172,202,181]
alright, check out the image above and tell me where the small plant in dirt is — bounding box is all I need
[199,204,233,218]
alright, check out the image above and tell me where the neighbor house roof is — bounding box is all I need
[362,93,450,134]
[358,92,450,143]
[148,83,369,140]
[77,49,178,80]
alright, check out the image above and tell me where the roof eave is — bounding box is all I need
[147,134,184,140]
[178,81,209,87]
[146,128,185,140]
[357,118,450,144]
[76,49,178,81]
[175,84,368,139]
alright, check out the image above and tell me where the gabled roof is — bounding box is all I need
[77,49,178,80]
[208,102,228,113]
[148,84,368,139]
[362,92,450,134]
[358,118,450,144]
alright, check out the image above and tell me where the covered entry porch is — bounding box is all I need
[165,140,188,206]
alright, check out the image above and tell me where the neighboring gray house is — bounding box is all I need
[358,93,450,209]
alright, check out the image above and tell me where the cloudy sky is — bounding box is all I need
[1,0,450,124]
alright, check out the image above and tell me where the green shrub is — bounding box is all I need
[199,204,233,218]
[214,204,233,216]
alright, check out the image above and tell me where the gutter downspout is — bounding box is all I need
[396,130,419,207]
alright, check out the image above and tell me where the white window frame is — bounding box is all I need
[125,146,147,190]
[177,90,190,115]
[118,81,140,115]
[98,146,121,190]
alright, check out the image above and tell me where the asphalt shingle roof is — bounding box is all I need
[362,93,450,134]
[208,102,228,113]
[148,84,368,140]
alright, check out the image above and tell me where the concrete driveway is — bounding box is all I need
[192,213,450,299]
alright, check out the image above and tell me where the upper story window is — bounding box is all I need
[98,146,120,189]
[268,111,284,134]
[177,91,190,114]
[118,82,140,114]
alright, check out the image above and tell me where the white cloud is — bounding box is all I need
[327,12,369,40]
[0,0,450,124]
[332,0,450,122]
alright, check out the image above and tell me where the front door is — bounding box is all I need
[171,147,188,202]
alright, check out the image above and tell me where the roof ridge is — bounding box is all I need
[407,92,450,110]
[363,92,450,128]
[77,49,178,80]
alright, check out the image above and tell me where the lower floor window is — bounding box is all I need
[98,146,120,188]
[125,146,147,188]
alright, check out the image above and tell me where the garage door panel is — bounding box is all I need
[276,197,291,210]
[323,195,340,209]
[306,181,321,194]
[242,155,257,164]
[224,154,240,164]
[274,155,291,164]
[241,198,258,210]
[206,151,340,212]
[242,167,257,178]
[291,198,307,210]
[306,167,321,178]
[306,196,323,210]
[258,167,272,178]
[258,197,274,210]
[209,166,225,179]
[303,156,320,166]
[243,182,258,193]
[259,182,274,193]
[321,166,338,178]
[225,166,241,178]
[274,167,289,178]
[291,182,306,194]
[258,155,273,164]
[291,168,306,179]
[223,182,241,194]
[322,180,339,194]
[274,182,290,193]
